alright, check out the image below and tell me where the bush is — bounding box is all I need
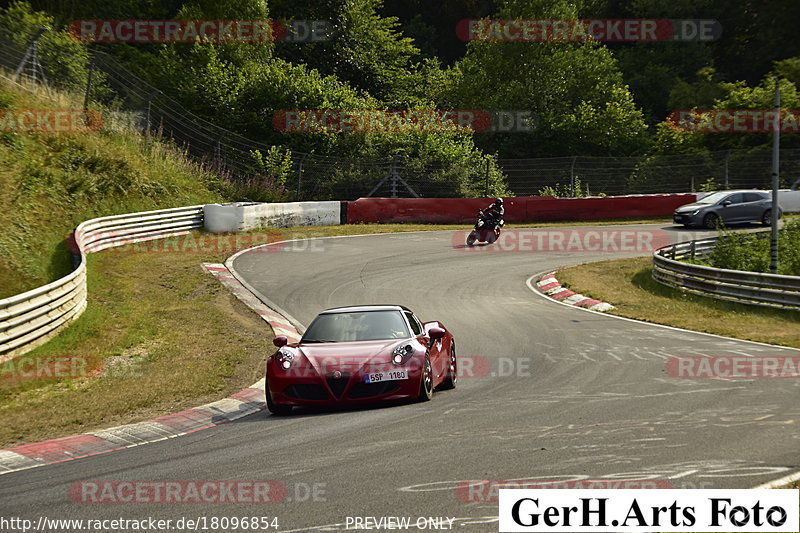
[704,219,800,276]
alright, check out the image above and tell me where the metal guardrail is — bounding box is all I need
[652,234,800,310]
[0,205,204,360]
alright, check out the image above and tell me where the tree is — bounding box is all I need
[444,0,649,157]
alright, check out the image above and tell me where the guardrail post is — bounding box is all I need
[670,245,676,259]
[690,240,696,260]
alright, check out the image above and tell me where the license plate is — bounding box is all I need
[364,370,407,383]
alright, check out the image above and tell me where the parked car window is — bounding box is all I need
[697,192,729,204]
[743,192,766,202]
[723,193,744,204]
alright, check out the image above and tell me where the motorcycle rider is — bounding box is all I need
[479,198,505,229]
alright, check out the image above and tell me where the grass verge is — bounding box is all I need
[557,256,800,348]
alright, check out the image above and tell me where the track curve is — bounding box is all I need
[1,223,798,532]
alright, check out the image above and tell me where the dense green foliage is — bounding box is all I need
[704,220,800,276]
[4,0,800,170]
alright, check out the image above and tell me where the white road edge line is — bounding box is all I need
[526,270,800,353]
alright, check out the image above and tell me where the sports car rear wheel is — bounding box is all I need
[439,343,457,390]
[266,386,293,416]
[417,354,433,402]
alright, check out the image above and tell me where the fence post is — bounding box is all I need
[83,56,95,111]
[485,157,490,197]
[296,153,307,200]
[390,154,398,198]
[144,90,159,134]
[570,156,577,197]
[690,240,696,260]
[14,27,49,94]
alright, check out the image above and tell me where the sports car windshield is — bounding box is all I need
[302,311,411,342]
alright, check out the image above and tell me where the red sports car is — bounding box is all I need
[266,305,457,415]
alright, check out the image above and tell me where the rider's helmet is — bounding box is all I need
[494,198,503,206]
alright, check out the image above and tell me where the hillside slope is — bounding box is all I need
[0,77,226,299]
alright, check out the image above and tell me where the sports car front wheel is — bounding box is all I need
[266,385,293,416]
[417,354,433,402]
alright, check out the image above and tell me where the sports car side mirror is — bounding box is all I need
[428,327,446,340]
[273,336,288,347]
[722,200,732,206]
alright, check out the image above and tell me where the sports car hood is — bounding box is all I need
[295,339,414,375]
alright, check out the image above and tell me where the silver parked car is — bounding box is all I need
[673,190,781,229]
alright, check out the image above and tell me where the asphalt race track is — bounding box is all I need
[1,223,798,532]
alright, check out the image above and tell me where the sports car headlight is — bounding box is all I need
[392,344,414,365]
[276,349,294,369]
[691,209,700,215]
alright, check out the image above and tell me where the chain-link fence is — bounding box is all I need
[2,22,798,200]
[499,149,800,197]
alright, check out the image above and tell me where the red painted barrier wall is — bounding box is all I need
[345,194,696,224]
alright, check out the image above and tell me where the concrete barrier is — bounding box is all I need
[345,194,696,224]
[204,201,341,233]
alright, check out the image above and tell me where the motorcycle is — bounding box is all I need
[466,210,502,246]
